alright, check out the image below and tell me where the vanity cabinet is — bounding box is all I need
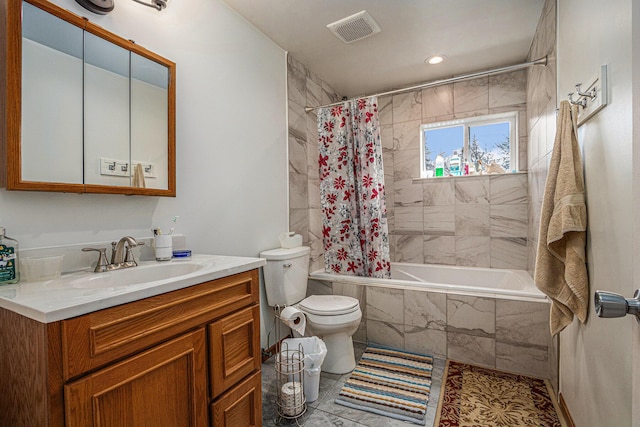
[0,269,262,427]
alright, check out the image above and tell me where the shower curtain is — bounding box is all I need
[317,97,390,278]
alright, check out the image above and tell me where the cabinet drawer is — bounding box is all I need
[209,304,261,399]
[62,269,258,380]
[211,370,262,427]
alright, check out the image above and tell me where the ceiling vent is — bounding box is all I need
[327,10,381,44]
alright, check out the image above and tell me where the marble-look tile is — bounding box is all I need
[289,169,308,210]
[302,409,369,426]
[455,236,490,267]
[366,287,404,323]
[404,290,447,330]
[307,279,332,297]
[490,237,528,269]
[447,295,495,337]
[308,176,321,210]
[394,234,424,263]
[287,58,307,108]
[490,173,528,204]
[393,148,421,180]
[288,104,307,141]
[394,178,423,207]
[490,204,528,237]
[519,136,528,172]
[496,299,551,347]
[289,208,309,244]
[393,179,423,207]
[496,341,549,379]
[423,179,456,206]
[378,95,393,126]
[392,119,421,152]
[394,206,424,234]
[306,375,339,409]
[288,131,307,176]
[424,235,456,265]
[447,332,495,368]
[381,125,394,152]
[404,326,447,358]
[332,282,366,305]
[424,206,455,236]
[488,70,527,109]
[367,320,405,350]
[455,177,490,204]
[309,238,324,273]
[306,78,322,109]
[392,92,422,123]
[353,318,367,343]
[422,84,454,120]
[321,81,340,105]
[455,204,490,236]
[453,77,489,114]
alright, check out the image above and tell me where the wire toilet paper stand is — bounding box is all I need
[274,306,306,424]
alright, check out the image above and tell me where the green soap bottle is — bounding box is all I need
[0,227,20,285]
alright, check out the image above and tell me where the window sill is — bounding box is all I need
[412,171,527,183]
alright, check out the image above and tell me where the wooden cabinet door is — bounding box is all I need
[209,305,260,399]
[64,329,208,427]
[211,371,262,427]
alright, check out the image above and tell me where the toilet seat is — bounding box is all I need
[299,295,359,316]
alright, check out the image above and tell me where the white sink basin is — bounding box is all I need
[68,260,209,289]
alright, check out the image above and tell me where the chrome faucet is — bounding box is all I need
[83,236,145,272]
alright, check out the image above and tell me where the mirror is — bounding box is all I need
[2,0,176,196]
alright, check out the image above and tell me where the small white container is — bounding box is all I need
[21,255,64,282]
[154,235,173,261]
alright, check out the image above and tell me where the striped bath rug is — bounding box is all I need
[335,345,433,425]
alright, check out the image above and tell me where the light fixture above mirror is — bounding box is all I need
[75,0,168,14]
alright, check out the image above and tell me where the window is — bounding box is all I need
[420,112,518,178]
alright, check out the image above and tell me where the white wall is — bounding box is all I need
[557,1,633,426]
[0,0,288,346]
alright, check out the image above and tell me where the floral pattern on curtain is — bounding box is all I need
[317,97,390,278]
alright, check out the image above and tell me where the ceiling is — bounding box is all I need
[221,0,545,99]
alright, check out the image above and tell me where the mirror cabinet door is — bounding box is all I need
[130,53,170,191]
[21,1,84,184]
[83,32,131,187]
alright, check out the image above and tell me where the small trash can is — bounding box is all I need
[282,336,327,403]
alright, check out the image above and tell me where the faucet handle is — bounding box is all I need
[124,241,145,265]
[82,247,109,273]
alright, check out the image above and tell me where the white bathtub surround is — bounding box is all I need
[310,262,552,379]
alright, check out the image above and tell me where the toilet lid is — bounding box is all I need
[299,295,359,315]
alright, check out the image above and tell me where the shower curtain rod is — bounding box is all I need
[304,56,547,113]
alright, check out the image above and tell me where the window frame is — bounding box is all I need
[419,111,518,178]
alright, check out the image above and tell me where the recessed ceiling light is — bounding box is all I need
[426,55,446,65]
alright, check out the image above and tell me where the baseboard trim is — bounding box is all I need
[558,392,576,427]
[261,335,292,363]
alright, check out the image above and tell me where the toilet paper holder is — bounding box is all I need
[594,289,640,322]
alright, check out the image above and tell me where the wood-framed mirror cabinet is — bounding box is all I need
[0,0,176,196]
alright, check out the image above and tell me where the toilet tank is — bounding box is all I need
[260,246,310,307]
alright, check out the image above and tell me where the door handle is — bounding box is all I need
[594,289,640,321]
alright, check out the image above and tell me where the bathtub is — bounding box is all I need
[309,262,546,302]
[308,262,551,379]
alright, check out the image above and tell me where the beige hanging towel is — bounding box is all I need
[534,100,588,336]
[132,163,146,188]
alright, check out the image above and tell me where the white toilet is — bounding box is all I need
[260,246,362,374]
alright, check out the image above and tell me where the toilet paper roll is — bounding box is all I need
[280,306,306,336]
[280,382,304,417]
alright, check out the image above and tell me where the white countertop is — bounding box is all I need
[0,254,266,323]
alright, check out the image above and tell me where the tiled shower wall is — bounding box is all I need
[526,0,558,391]
[287,59,531,271]
[286,55,341,273]
[381,71,530,269]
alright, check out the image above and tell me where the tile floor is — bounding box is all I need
[262,342,446,426]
